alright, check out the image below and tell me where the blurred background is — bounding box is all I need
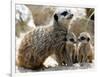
[15,4,94,38]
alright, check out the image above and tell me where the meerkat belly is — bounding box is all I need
[33,28,66,60]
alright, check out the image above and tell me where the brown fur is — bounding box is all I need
[77,32,94,64]
[16,8,74,69]
[78,43,94,63]
[17,21,69,69]
[58,32,77,66]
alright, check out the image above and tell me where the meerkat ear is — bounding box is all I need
[54,13,58,21]
[87,38,90,41]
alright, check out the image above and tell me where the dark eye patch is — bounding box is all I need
[54,14,58,21]
[63,37,67,41]
[87,37,90,41]
[61,11,68,16]
[69,38,74,42]
[80,36,85,40]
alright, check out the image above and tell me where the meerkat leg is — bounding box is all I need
[72,55,78,63]
[72,49,78,64]
[70,54,73,66]
[54,44,66,66]
[67,55,73,66]
[65,50,73,66]
[55,52,63,66]
[87,55,93,63]
[79,54,83,63]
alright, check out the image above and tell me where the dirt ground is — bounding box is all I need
[16,63,94,73]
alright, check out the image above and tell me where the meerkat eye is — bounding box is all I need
[80,36,85,40]
[69,38,74,42]
[61,11,68,16]
[87,37,90,41]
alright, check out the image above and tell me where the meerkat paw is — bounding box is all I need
[43,56,58,68]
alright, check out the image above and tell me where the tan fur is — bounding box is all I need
[77,32,94,64]
[59,32,77,66]
[17,25,67,69]
[78,43,94,63]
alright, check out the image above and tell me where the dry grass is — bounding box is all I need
[26,5,56,26]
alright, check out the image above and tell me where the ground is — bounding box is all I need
[16,63,94,73]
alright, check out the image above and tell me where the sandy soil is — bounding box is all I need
[16,63,94,73]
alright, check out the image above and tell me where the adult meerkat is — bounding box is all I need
[77,32,94,64]
[61,32,77,66]
[16,8,74,69]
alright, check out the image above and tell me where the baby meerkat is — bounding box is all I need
[77,32,94,64]
[17,8,74,69]
[61,31,77,66]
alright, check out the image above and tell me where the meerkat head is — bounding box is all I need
[54,8,74,29]
[66,32,77,45]
[78,32,91,44]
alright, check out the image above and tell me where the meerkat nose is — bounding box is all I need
[74,41,77,43]
[73,40,77,43]
[77,39,81,42]
[70,14,73,17]
[67,14,73,19]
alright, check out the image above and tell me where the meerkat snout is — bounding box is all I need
[67,14,73,19]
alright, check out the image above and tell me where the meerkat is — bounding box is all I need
[16,8,74,70]
[77,32,94,64]
[60,31,77,66]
